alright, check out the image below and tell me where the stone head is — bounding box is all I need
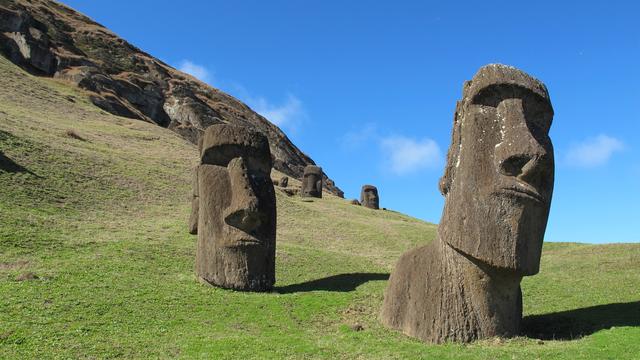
[439,64,554,276]
[198,124,276,249]
[279,176,289,188]
[360,185,379,209]
[301,165,323,198]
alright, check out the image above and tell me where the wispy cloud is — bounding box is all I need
[340,123,378,149]
[178,60,212,83]
[249,94,305,130]
[380,135,442,175]
[565,134,624,168]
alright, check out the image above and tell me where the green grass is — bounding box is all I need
[1,55,639,359]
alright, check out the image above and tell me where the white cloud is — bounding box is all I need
[380,135,442,175]
[565,134,624,168]
[178,60,212,83]
[249,94,306,130]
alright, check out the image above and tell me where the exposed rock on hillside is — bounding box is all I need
[0,0,343,196]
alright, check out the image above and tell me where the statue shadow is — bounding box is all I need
[0,150,39,177]
[522,301,640,340]
[276,273,389,294]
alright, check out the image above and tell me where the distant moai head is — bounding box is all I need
[439,64,554,275]
[195,124,276,291]
[279,176,289,188]
[301,165,323,198]
[360,185,379,209]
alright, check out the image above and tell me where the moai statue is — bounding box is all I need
[190,124,276,291]
[279,176,289,188]
[381,64,555,343]
[360,185,379,209]
[301,165,323,198]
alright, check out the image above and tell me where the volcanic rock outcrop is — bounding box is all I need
[360,185,379,209]
[0,0,343,197]
[381,64,555,343]
[191,124,276,291]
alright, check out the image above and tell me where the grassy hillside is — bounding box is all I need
[1,55,639,359]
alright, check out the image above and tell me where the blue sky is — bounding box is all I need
[62,0,639,243]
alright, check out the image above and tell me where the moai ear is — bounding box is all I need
[439,100,463,196]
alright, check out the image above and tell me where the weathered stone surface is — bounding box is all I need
[0,0,344,197]
[360,185,379,209]
[301,165,323,198]
[193,124,276,291]
[381,64,554,343]
[279,176,288,188]
[188,167,199,235]
[350,199,361,206]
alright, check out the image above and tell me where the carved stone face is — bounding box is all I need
[360,185,379,209]
[439,65,554,276]
[195,124,276,290]
[301,165,323,198]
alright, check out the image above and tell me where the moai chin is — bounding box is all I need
[189,124,276,291]
[301,165,323,198]
[360,185,379,209]
[381,64,555,343]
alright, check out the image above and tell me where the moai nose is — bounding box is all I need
[495,98,550,188]
[224,157,262,234]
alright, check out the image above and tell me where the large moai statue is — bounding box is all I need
[189,124,277,291]
[301,165,323,198]
[381,64,555,343]
[360,185,379,209]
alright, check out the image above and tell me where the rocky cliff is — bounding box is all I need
[0,0,343,196]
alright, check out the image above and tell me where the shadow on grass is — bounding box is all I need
[276,273,389,294]
[0,150,39,177]
[523,301,640,340]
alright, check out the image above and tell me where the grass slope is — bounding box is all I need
[1,56,639,359]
